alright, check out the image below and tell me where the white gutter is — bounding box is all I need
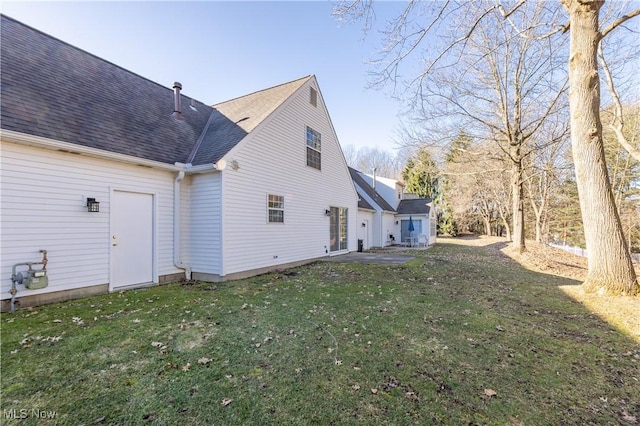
[1,129,182,172]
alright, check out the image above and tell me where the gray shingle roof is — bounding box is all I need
[357,195,376,211]
[0,15,212,164]
[1,15,312,167]
[397,198,432,215]
[190,76,312,165]
[348,167,396,212]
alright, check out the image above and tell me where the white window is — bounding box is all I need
[268,194,284,223]
[306,126,321,170]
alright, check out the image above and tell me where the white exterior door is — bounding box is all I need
[357,219,369,250]
[111,190,154,289]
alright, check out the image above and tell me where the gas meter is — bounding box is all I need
[14,269,49,289]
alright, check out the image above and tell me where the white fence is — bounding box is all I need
[548,242,640,263]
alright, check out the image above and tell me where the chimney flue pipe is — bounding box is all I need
[172,82,183,120]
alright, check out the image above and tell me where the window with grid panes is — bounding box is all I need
[306,126,321,170]
[267,194,284,223]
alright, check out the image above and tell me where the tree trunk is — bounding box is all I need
[498,207,512,241]
[483,216,492,236]
[503,219,511,241]
[511,157,526,253]
[529,195,544,243]
[563,0,638,295]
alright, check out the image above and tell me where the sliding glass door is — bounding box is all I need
[329,207,348,252]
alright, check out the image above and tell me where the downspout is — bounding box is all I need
[174,166,192,280]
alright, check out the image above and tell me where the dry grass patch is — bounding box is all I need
[2,237,639,425]
[487,235,640,343]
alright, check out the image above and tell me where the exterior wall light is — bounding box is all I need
[87,198,100,212]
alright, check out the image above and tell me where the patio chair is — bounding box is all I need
[417,234,428,247]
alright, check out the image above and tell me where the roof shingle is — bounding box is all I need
[190,76,312,165]
[1,15,212,164]
[1,15,312,167]
[397,198,432,215]
[348,167,396,212]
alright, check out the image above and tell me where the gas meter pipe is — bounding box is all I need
[9,250,48,313]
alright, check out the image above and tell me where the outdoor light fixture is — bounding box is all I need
[86,198,100,212]
[395,221,399,225]
[325,209,331,216]
[361,223,366,227]
[230,160,240,170]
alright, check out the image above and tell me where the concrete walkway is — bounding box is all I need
[323,251,416,265]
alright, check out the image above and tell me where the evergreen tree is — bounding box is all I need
[401,147,439,199]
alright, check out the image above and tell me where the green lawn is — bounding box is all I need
[1,238,638,425]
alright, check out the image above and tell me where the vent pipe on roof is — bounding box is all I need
[372,167,377,190]
[172,82,183,120]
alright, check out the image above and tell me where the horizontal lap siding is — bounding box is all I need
[189,173,222,274]
[1,141,179,299]
[382,213,397,245]
[221,83,358,275]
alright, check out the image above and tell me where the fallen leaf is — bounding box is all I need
[93,416,106,423]
[142,412,157,421]
[352,384,361,391]
[484,389,498,397]
[197,357,211,365]
[221,398,233,407]
[495,326,505,332]
[406,391,419,401]
[151,341,164,348]
[371,388,378,394]
[621,410,637,423]
[182,363,191,372]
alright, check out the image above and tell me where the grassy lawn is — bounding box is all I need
[1,237,638,425]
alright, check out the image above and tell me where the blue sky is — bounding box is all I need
[1,1,408,153]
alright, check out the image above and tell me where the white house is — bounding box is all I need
[349,168,437,250]
[0,15,358,311]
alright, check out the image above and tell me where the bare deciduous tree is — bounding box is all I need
[560,0,638,294]
[336,0,639,295]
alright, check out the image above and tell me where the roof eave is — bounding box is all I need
[2,129,182,172]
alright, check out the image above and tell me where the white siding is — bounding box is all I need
[189,172,222,274]
[219,80,358,275]
[179,175,192,267]
[1,141,181,299]
[381,212,397,246]
[356,210,375,250]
